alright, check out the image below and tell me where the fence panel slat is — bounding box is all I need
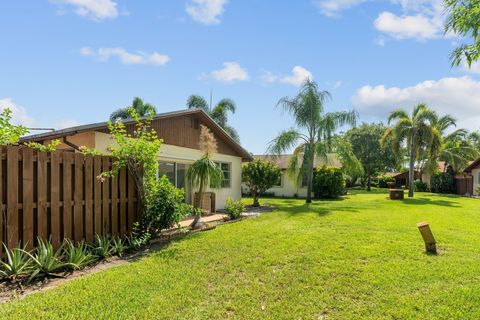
[119,167,127,237]
[22,148,34,249]
[37,152,48,241]
[6,146,18,249]
[50,152,61,247]
[102,157,110,235]
[84,155,93,242]
[111,168,118,236]
[63,152,73,241]
[74,153,84,242]
[93,156,102,236]
[127,170,135,234]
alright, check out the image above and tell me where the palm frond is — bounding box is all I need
[186,95,209,111]
[267,129,304,155]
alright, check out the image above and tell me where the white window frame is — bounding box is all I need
[215,161,231,189]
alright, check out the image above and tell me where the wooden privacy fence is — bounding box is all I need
[0,146,138,254]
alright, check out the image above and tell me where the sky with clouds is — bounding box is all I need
[0,0,479,154]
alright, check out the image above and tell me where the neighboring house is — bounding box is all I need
[20,109,253,210]
[243,154,341,198]
[384,171,420,188]
[463,159,480,196]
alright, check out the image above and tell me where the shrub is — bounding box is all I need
[27,238,66,282]
[414,180,429,192]
[64,240,96,270]
[111,236,127,257]
[0,244,32,281]
[378,175,395,188]
[126,222,151,251]
[431,172,456,194]
[146,176,187,231]
[224,197,245,219]
[242,159,282,207]
[313,166,345,199]
[92,235,113,259]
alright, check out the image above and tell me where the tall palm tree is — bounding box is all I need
[186,125,223,229]
[110,97,157,121]
[422,115,479,173]
[186,94,240,142]
[382,104,440,197]
[267,80,357,204]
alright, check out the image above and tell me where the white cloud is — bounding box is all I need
[186,0,228,25]
[314,0,365,17]
[80,47,170,66]
[210,62,249,83]
[374,11,441,40]
[463,61,480,74]
[53,0,118,20]
[263,66,314,87]
[352,76,480,131]
[0,98,34,127]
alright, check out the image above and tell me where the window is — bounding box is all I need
[274,174,282,187]
[158,161,186,188]
[215,162,231,188]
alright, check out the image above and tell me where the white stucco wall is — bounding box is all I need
[473,169,480,196]
[94,132,242,210]
[243,170,311,198]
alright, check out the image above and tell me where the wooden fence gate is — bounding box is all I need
[0,146,138,254]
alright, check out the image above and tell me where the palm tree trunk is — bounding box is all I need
[367,169,371,192]
[191,185,204,228]
[408,131,415,198]
[306,147,315,204]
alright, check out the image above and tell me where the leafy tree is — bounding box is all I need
[242,159,282,207]
[110,97,157,121]
[345,123,398,191]
[186,94,240,142]
[381,104,440,197]
[445,0,480,67]
[267,80,357,203]
[468,131,480,151]
[186,125,223,229]
[99,108,162,226]
[0,108,29,145]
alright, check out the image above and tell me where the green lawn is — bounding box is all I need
[2,190,480,319]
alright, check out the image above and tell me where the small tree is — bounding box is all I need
[99,108,162,226]
[0,108,29,145]
[186,125,223,229]
[242,159,281,207]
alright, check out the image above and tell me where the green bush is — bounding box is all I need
[146,176,188,231]
[0,244,32,281]
[313,166,345,199]
[378,175,395,188]
[414,180,429,192]
[225,197,245,219]
[431,172,456,194]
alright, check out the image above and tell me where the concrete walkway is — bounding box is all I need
[179,214,228,228]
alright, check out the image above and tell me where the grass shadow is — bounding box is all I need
[400,196,462,208]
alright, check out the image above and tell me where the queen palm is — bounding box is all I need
[422,115,479,173]
[382,104,440,197]
[110,97,157,121]
[186,95,240,142]
[267,80,357,204]
[186,125,223,229]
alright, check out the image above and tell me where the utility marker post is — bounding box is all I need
[417,222,437,254]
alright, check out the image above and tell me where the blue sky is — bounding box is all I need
[1,0,479,154]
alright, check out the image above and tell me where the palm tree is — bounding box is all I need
[468,131,480,152]
[186,94,240,142]
[422,115,479,173]
[110,97,157,121]
[186,125,223,229]
[381,104,440,197]
[267,80,357,204]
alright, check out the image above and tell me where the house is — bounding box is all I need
[462,159,480,196]
[243,154,341,198]
[20,109,253,210]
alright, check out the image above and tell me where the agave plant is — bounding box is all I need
[110,236,127,257]
[26,238,66,282]
[92,234,113,259]
[0,244,33,281]
[63,239,96,271]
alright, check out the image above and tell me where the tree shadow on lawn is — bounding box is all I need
[275,200,359,218]
[400,195,462,208]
